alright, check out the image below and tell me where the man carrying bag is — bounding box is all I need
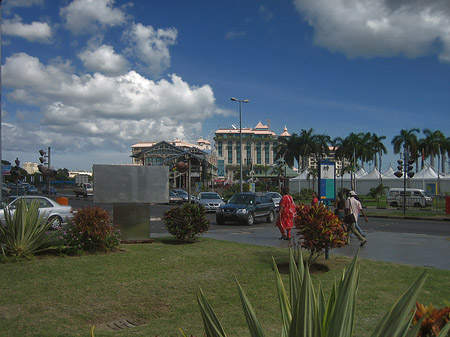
[345,190,368,247]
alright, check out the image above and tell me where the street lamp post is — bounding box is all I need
[230,97,249,193]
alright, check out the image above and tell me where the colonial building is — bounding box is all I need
[214,121,280,180]
[130,139,216,189]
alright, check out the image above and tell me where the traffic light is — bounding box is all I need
[407,158,415,178]
[394,159,403,178]
[10,158,23,182]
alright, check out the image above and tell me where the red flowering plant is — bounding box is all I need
[412,302,450,336]
[294,203,348,267]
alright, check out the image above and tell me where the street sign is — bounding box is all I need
[1,165,11,175]
[318,161,336,204]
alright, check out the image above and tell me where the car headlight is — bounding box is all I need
[236,208,247,215]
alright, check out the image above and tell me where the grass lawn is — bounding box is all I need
[1,238,450,337]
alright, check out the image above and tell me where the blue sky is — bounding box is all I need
[1,0,450,172]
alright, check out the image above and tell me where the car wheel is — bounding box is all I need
[216,218,225,225]
[246,213,255,226]
[266,211,274,223]
[414,202,421,208]
[48,216,62,230]
[390,202,398,207]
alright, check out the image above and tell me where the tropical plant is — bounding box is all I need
[294,203,348,267]
[392,129,420,162]
[163,203,210,242]
[0,198,52,258]
[412,302,450,337]
[72,206,121,252]
[368,184,387,207]
[421,129,445,169]
[192,249,450,337]
[276,133,299,168]
[52,222,84,255]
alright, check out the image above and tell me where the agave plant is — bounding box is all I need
[0,198,52,258]
[194,248,450,337]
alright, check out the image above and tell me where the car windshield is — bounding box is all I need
[200,193,220,199]
[175,190,188,196]
[228,194,255,205]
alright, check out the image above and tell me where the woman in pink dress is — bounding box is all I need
[276,187,297,240]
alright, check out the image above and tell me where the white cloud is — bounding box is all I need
[125,23,178,76]
[259,5,274,22]
[2,53,224,155]
[225,31,247,39]
[78,44,129,76]
[294,0,450,62]
[3,16,52,43]
[60,0,126,35]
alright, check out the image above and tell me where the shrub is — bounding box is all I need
[0,198,52,258]
[412,302,450,336]
[294,203,348,267]
[71,206,121,252]
[52,222,84,255]
[163,203,210,242]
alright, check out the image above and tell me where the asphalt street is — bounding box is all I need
[63,193,450,270]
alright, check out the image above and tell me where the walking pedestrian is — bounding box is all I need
[345,190,368,247]
[276,187,296,240]
[311,191,319,206]
[334,192,347,231]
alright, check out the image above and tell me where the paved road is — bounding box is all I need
[63,194,450,270]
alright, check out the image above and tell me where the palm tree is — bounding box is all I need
[421,128,445,169]
[355,132,373,169]
[275,133,298,169]
[369,133,387,184]
[369,133,387,170]
[392,129,420,162]
[297,128,317,170]
[312,133,331,162]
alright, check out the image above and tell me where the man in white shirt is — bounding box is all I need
[345,190,368,247]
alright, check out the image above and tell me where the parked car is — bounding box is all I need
[2,183,10,198]
[170,189,196,202]
[169,190,183,204]
[387,188,432,207]
[25,184,39,195]
[266,191,282,211]
[216,192,275,226]
[41,185,57,195]
[0,196,74,230]
[196,192,224,212]
[6,182,26,196]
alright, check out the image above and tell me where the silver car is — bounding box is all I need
[196,192,224,212]
[0,196,74,230]
[266,192,282,211]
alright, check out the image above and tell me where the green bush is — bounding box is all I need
[163,203,210,242]
[68,206,121,252]
[0,198,52,258]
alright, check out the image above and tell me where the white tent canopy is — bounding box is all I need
[288,164,450,195]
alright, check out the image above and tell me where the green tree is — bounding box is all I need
[297,128,317,170]
[421,128,445,169]
[392,128,420,165]
[275,133,299,168]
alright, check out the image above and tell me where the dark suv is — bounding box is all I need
[216,192,275,225]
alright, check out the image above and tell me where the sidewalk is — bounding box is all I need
[200,226,450,271]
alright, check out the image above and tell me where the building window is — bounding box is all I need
[218,141,222,157]
[265,142,269,165]
[236,141,241,164]
[256,142,261,165]
[273,142,277,162]
[227,141,233,164]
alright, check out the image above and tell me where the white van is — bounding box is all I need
[387,188,432,208]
